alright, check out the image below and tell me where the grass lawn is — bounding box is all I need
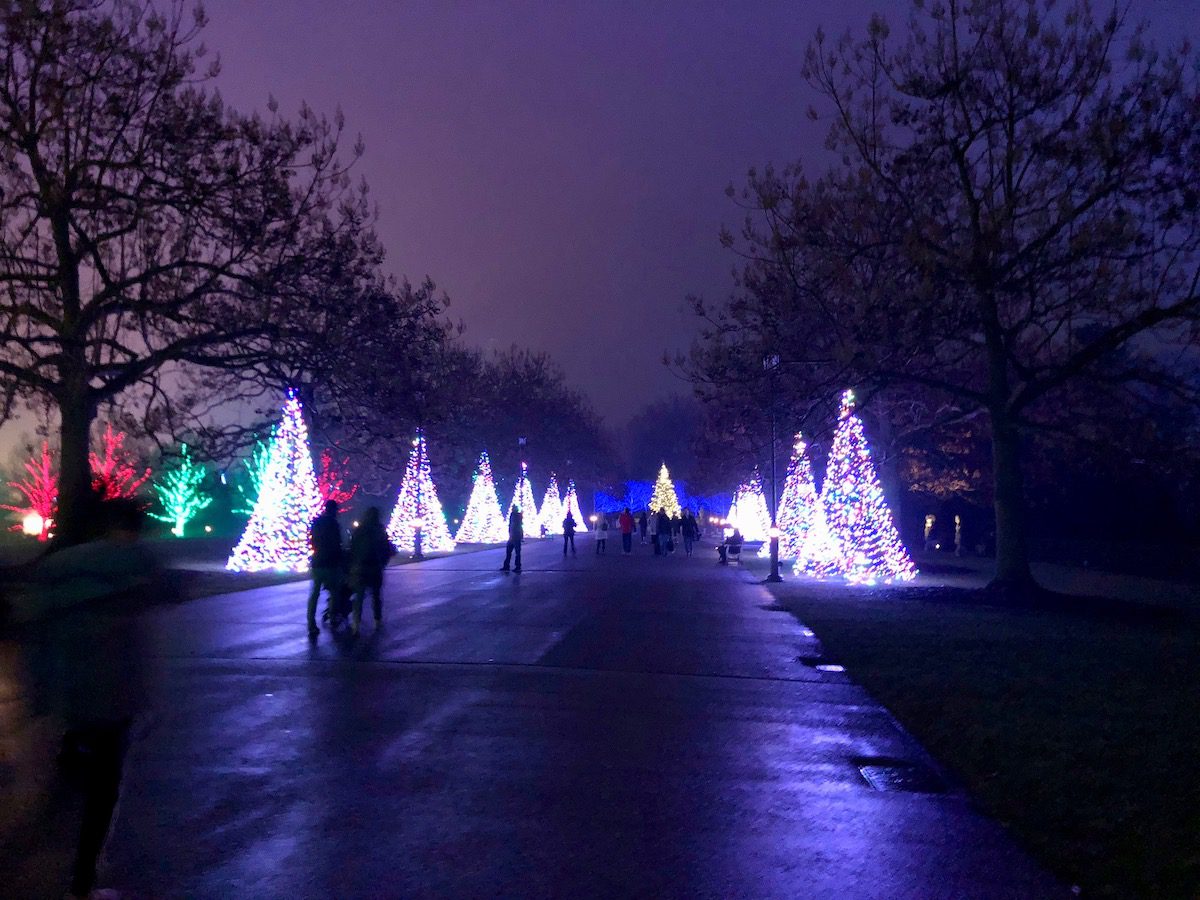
[763,574,1200,898]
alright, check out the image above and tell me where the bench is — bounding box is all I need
[717,543,743,564]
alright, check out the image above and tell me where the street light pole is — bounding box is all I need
[764,354,783,583]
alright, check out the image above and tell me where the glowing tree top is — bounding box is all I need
[562,479,587,531]
[387,429,456,555]
[2,441,56,540]
[227,394,323,572]
[728,471,771,542]
[455,451,508,543]
[538,473,564,535]
[822,390,917,584]
[648,463,682,519]
[90,424,151,500]
[507,462,539,525]
[150,443,212,537]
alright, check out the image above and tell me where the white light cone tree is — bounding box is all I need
[455,451,508,543]
[387,429,456,556]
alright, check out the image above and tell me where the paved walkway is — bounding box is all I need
[4,535,1063,898]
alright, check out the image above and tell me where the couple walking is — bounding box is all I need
[308,501,395,637]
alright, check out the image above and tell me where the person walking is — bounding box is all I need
[682,510,698,557]
[11,498,163,900]
[562,510,577,555]
[638,510,648,544]
[307,499,344,639]
[348,506,395,635]
[657,510,672,555]
[501,506,524,572]
[594,515,609,554]
[648,509,660,555]
[618,508,635,554]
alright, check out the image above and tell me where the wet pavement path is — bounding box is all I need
[74,537,1063,896]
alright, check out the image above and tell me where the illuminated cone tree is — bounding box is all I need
[822,390,917,583]
[227,394,323,572]
[538,474,564,535]
[507,462,539,526]
[761,435,815,560]
[150,444,212,537]
[387,430,455,556]
[648,464,682,519]
[728,471,771,541]
[794,495,845,578]
[455,451,508,543]
[563,479,587,530]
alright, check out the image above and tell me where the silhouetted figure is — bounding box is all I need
[718,527,744,564]
[649,510,660,554]
[349,506,395,634]
[618,508,635,554]
[638,511,648,543]
[12,499,162,900]
[657,510,672,555]
[594,516,609,554]
[682,511,699,557]
[562,511,577,555]
[307,500,344,638]
[501,506,524,572]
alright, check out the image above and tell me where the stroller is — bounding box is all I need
[321,564,354,633]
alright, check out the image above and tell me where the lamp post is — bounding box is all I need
[763,353,783,582]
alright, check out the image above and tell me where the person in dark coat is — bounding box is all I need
[656,510,672,555]
[562,511,577,556]
[501,506,524,572]
[682,511,699,557]
[11,499,163,900]
[349,506,394,634]
[638,510,648,543]
[307,500,344,638]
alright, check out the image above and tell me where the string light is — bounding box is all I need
[563,479,587,530]
[455,450,508,543]
[822,389,917,584]
[227,393,323,572]
[149,443,212,537]
[507,462,539,525]
[538,473,564,535]
[728,471,771,542]
[386,429,456,555]
[648,463,682,519]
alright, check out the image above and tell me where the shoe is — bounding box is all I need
[513,567,521,573]
[350,621,360,637]
[500,567,509,572]
[307,625,319,639]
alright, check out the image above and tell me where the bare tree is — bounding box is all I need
[689,0,1200,591]
[0,1,385,543]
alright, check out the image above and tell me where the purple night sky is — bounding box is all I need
[12,0,1198,450]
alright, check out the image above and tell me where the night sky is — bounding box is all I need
[5,0,1199,451]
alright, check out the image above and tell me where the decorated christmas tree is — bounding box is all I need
[759,435,819,560]
[507,462,539,526]
[563,479,587,530]
[822,389,917,584]
[648,463,682,519]
[794,494,845,579]
[455,451,508,543]
[227,394,323,572]
[728,471,771,542]
[538,473,564,535]
[150,443,212,537]
[387,429,456,556]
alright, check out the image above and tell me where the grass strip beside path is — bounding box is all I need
[764,578,1200,899]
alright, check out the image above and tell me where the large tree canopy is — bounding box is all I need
[687,0,1200,590]
[0,1,396,542]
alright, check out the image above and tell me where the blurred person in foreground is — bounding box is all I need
[7,497,165,900]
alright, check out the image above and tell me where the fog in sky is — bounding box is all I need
[3,0,1197,454]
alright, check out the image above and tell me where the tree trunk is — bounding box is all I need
[55,390,95,547]
[989,410,1036,593]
